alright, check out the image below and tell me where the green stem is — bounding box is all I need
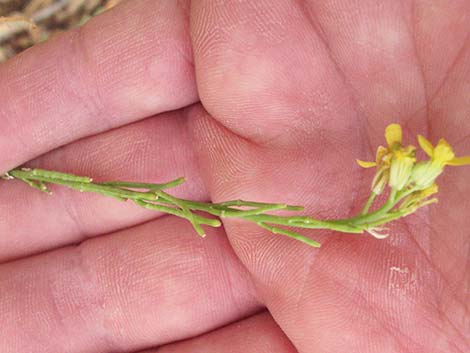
[135,200,221,228]
[156,198,361,233]
[3,167,427,248]
[245,214,363,234]
[257,222,321,248]
[97,178,186,190]
[361,192,377,215]
[216,199,304,211]
[344,187,421,229]
[364,210,408,228]
[14,168,93,183]
[5,167,364,238]
[155,189,207,237]
[348,188,398,224]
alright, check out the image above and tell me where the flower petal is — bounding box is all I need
[385,123,402,147]
[434,139,455,164]
[446,156,470,166]
[423,183,439,197]
[375,146,388,163]
[417,135,434,157]
[356,159,377,168]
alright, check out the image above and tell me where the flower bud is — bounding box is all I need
[410,161,443,189]
[371,168,389,195]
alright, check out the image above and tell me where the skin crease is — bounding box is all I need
[0,0,468,352]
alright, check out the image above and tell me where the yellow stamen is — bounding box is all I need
[356,160,377,168]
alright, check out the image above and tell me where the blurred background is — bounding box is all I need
[0,0,121,62]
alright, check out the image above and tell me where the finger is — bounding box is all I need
[0,109,207,263]
[190,0,361,146]
[0,216,260,353]
[0,0,196,173]
[302,0,469,142]
[299,0,431,136]
[147,312,297,353]
[413,0,470,97]
[190,0,371,224]
[421,34,470,304]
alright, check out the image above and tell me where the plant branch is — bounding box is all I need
[0,165,439,247]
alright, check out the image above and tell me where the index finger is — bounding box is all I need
[0,0,197,173]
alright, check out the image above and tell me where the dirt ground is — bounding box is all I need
[0,0,120,62]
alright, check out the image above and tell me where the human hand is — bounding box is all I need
[0,1,468,352]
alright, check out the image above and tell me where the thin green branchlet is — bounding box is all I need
[2,124,469,247]
[0,171,435,247]
[0,166,448,247]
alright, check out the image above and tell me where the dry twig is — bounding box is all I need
[0,0,120,62]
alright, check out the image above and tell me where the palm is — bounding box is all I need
[0,1,468,352]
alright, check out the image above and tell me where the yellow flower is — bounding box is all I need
[410,136,470,188]
[389,145,416,191]
[357,123,415,193]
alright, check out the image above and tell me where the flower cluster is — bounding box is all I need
[357,123,470,221]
